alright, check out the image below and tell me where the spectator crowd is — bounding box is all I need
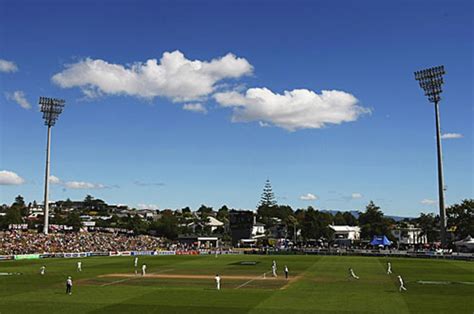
[0,231,163,255]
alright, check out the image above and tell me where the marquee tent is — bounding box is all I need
[370,235,392,246]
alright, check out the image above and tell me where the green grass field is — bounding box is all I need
[0,254,473,313]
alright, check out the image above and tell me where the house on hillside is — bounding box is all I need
[206,216,224,232]
[252,219,265,237]
[136,209,159,221]
[187,215,225,233]
[28,206,44,218]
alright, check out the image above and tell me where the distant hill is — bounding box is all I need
[321,210,412,222]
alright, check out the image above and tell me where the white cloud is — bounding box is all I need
[0,59,18,73]
[351,193,363,199]
[421,199,437,205]
[214,88,370,131]
[183,103,207,114]
[64,181,106,189]
[137,203,160,210]
[441,133,463,139]
[0,170,25,185]
[300,193,318,201]
[50,175,106,189]
[6,91,31,109]
[49,175,61,184]
[52,50,253,102]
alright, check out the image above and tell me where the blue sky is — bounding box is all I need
[0,0,472,217]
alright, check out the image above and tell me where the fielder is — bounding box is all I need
[387,262,392,275]
[215,274,221,290]
[398,275,407,292]
[349,268,359,280]
[77,261,82,272]
[284,265,289,280]
[141,264,147,276]
[134,257,139,275]
[40,265,46,275]
[66,276,73,295]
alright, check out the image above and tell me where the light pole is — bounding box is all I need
[39,97,65,234]
[414,65,447,247]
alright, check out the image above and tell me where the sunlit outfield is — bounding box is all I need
[0,254,473,313]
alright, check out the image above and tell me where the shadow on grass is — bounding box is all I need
[228,261,261,266]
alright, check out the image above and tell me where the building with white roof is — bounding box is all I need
[329,225,361,243]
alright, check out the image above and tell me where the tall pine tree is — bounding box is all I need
[257,180,277,227]
[259,179,277,207]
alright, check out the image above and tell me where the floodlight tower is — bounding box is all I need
[39,97,65,234]
[414,65,447,247]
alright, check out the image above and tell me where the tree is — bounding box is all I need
[446,199,473,240]
[285,215,299,242]
[257,180,279,227]
[197,204,213,217]
[342,212,358,226]
[99,214,120,228]
[150,213,179,240]
[299,207,333,241]
[12,195,28,217]
[128,214,148,234]
[63,198,73,208]
[13,195,25,208]
[181,207,191,214]
[217,205,229,222]
[415,213,439,243]
[274,205,293,221]
[92,198,108,215]
[83,195,94,210]
[317,211,334,239]
[0,207,23,229]
[65,212,82,232]
[333,212,347,225]
[358,201,392,240]
[259,179,277,208]
[51,212,66,225]
[56,198,73,216]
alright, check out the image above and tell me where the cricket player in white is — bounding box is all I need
[349,268,359,279]
[40,265,46,275]
[134,257,139,275]
[77,261,82,272]
[284,265,289,280]
[141,264,147,276]
[66,276,73,295]
[215,274,221,290]
[272,264,277,277]
[398,275,407,292]
[387,262,392,274]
